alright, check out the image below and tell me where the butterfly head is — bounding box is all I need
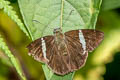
[53,28,62,34]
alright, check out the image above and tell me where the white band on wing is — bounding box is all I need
[41,38,47,59]
[79,30,86,55]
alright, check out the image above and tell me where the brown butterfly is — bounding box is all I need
[27,28,104,75]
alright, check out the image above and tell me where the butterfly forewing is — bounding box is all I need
[27,36,54,63]
[81,29,104,51]
[65,29,104,52]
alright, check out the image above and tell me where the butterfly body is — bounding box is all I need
[27,28,104,75]
[54,28,68,56]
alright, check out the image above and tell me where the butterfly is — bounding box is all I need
[27,28,104,75]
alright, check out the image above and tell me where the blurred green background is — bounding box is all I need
[0,0,120,80]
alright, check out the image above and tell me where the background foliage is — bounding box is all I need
[0,0,120,80]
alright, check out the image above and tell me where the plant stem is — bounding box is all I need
[60,0,64,29]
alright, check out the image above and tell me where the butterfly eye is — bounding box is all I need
[53,28,62,34]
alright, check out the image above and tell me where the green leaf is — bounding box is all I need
[0,1,3,9]
[0,0,30,38]
[102,0,120,10]
[0,35,26,80]
[42,64,75,80]
[18,0,102,80]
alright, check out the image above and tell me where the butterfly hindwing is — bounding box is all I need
[47,43,70,75]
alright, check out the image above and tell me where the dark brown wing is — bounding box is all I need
[81,29,104,51]
[27,29,104,75]
[46,38,83,75]
[65,29,104,52]
[27,36,70,75]
[27,36,54,63]
[64,29,104,72]
[47,43,70,75]
[65,35,88,72]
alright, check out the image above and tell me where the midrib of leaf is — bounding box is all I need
[60,0,64,29]
[0,35,26,80]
